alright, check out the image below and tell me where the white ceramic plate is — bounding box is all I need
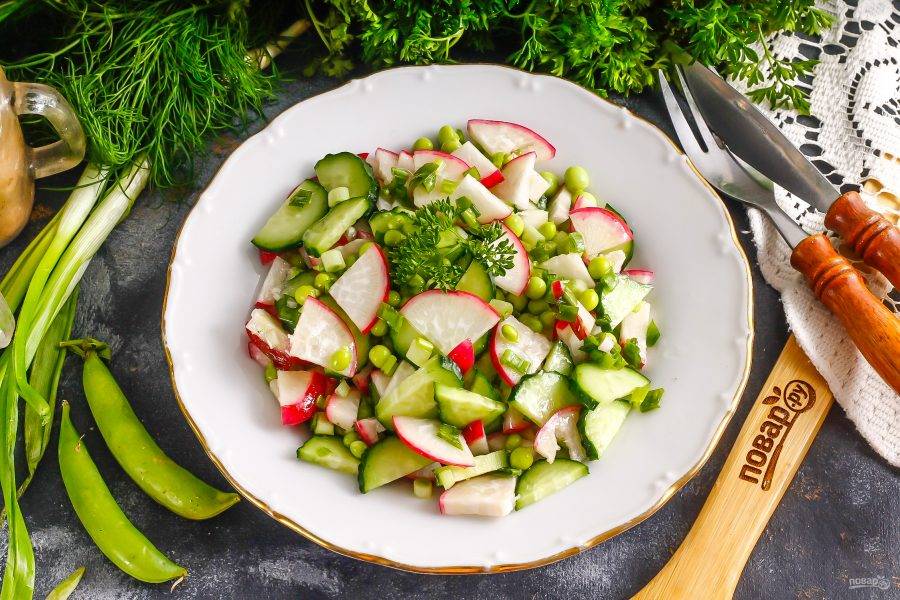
[164,65,753,573]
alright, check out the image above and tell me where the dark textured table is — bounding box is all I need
[3,68,897,600]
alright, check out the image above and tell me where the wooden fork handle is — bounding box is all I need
[825,191,900,289]
[790,233,900,393]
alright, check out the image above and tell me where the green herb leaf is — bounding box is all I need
[640,388,665,412]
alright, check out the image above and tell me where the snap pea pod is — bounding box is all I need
[58,402,186,583]
[45,566,85,600]
[63,339,239,520]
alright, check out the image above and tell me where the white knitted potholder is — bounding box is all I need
[730,0,900,465]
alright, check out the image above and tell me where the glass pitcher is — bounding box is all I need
[0,66,85,247]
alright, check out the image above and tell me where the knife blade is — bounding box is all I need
[681,62,838,214]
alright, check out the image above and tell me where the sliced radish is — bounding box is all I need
[572,193,601,211]
[462,420,489,455]
[328,244,390,333]
[289,297,358,377]
[619,301,651,366]
[393,416,475,467]
[569,207,634,259]
[258,249,278,265]
[248,342,272,368]
[491,223,531,296]
[372,148,399,183]
[400,291,499,356]
[447,339,475,375]
[276,370,331,425]
[449,175,511,223]
[397,150,414,172]
[451,141,503,187]
[547,187,573,225]
[519,208,548,230]
[352,365,373,393]
[570,300,596,340]
[246,308,304,370]
[502,405,531,434]
[541,253,594,289]
[325,390,361,431]
[534,406,586,463]
[256,256,292,305]
[467,119,556,161]
[413,150,470,180]
[528,170,551,202]
[623,268,655,285]
[382,360,416,398]
[490,316,551,386]
[491,152,537,211]
[439,474,516,517]
[370,369,391,397]
[556,323,587,362]
[355,417,386,446]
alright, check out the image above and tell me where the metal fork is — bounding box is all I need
[656,67,806,248]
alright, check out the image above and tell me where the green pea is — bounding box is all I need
[387,290,401,307]
[528,299,549,315]
[438,125,459,145]
[383,230,406,247]
[520,314,543,333]
[540,310,557,328]
[330,346,352,372]
[501,324,519,342]
[343,431,360,447]
[370,319,388,337]
[368,345,392,369]
[580,288,600,311]
[588,255,612,280]
[264,363,278,383]
[314,273,333,291]
[509,446,534,470]
[538,221,557,239]
[413,478,433,499]
[508,293,528,312]
[505,433,522,450]
[412,137,433,151]
[503,214,525,238]
[441,139,461,153]
[526,276,547,300]
[540,171,559,197]
[564,165,590,192]
[407,274,425,293]
[293,285,318,304]
[350,440,368,459]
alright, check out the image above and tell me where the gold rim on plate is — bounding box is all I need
[161,63,754,574]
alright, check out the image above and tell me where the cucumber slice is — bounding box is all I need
[542,341,574,376]
[509,371,578,426]
[302,197,372,256]
[358,436,432,493]
[455,261,495,302]
[314,152,378,201]
[375,356,463,428]
[571,364,649,409]
[469,369,499,401]
[297,436,360,475]
[579,400,630,460]
[435,384,506,428]
[600,275,651,328]
[434,450,508,489]
[515,459,589,510]
[252,180,328,251]
[319,296,370,368]
[389,316,420,358]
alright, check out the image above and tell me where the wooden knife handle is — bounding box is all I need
[825,191,900,289]
[790,233,900,393]
[633,337,833,600]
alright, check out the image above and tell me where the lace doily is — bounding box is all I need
[731,0,900,465]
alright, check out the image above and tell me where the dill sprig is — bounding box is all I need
[388,199,514,291]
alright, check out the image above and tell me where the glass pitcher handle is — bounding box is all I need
[12,82,86,179]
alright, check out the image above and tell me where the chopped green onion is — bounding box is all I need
[320,248,346,273]
[621,338,642,369]
[409,162,439,191]
[647,320,661,347]
[440,179,459,195]
[288,187,313,208]
[489,298,513,318]
[640,388,665,412]
[377,303,402,329]
[464,166,481,180]
[335,380,351,397]
[380,354,398,376]
[350,440,368,459]
[437,423,463,450]
[311,413,335,436]
[407,337,434,367]
[413,478,433,499]
[264,363,277,383]
[500,349,531,373]
[520,224,544,248]
[567,232,586,254]
[460,208,479,230]
[557,304,579,322]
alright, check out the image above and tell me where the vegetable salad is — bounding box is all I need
[245,119,662,516]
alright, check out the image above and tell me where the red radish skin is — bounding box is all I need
[355,417,386,446]
[481,170,504,188]
[448,339,475,374]
[352,365,373,393]
[281,404,315,426]
[247,333,303,370]
[258,249,278,264]
[462,420,489,455]
[276,370,332,426]
[502,406,531,434]
[246,308,306,370]
[623,268,655,285]
[551,280,565,300]
[451,141,504,187]
[393,416,475,467]
[247,342,272,368]
[466,119,556,161]
[253,301,279,320]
